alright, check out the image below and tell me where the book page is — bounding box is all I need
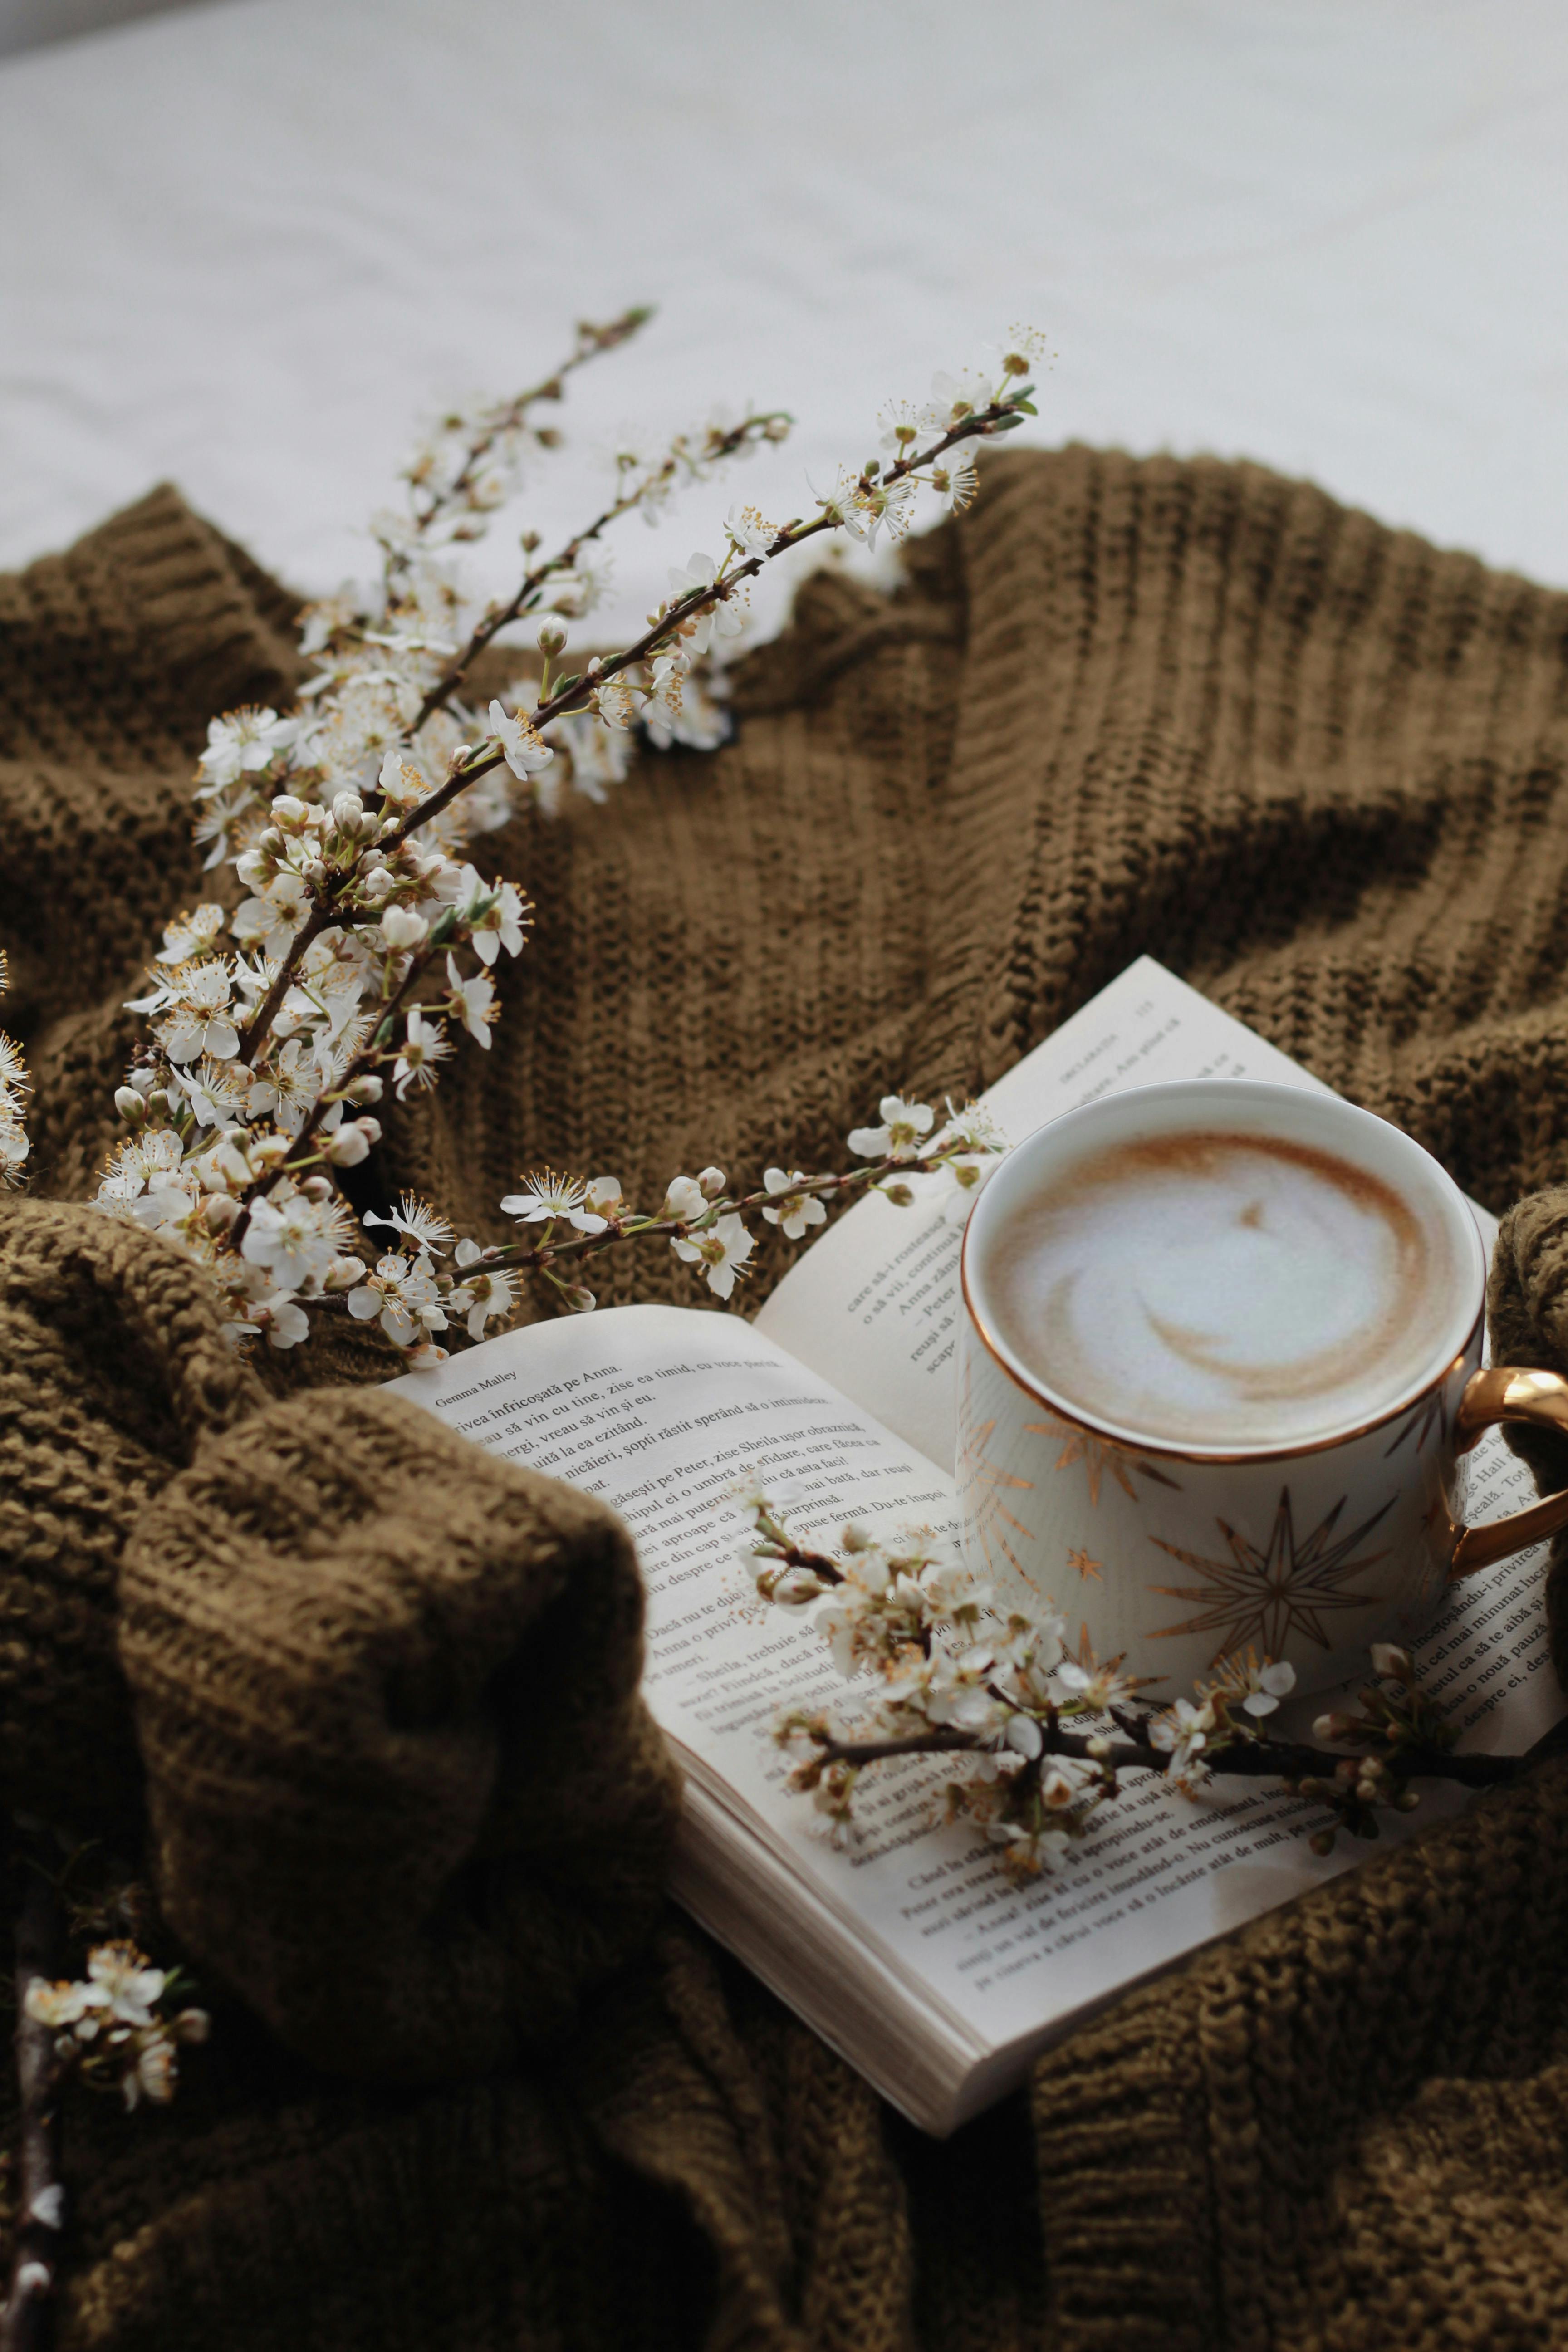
[388,1302,1563,2077]
[755,957,1337,1473]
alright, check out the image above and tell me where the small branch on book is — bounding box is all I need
[808,1722,1519,1789]
[740,1482,1513,1874]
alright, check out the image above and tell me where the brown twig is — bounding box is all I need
[407,409,787,735]
[810,1722,1519,1789]
[0,1857,62,2352]
[496,1149,974,1279]
[395,307,652,558]
[225,392,1029,1198]
[381,397,1025,857]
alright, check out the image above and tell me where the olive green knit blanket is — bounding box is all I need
[7,452,1568,2351]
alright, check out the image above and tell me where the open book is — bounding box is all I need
[390,959,1565,2135]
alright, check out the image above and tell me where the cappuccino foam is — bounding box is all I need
[984,1130,1458,1447]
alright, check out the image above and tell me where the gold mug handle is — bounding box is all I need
[1450,1367,1568,1578]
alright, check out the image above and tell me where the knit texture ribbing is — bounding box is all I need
[9,458,1568,2347]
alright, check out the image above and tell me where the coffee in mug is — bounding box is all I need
[984,1129,1466,1450]
[956,1080,1568,1698]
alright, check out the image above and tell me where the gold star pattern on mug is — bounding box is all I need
[1147,1486,1393,1663]
[1039,1410,1184,1506]
[955,1359,1039,1584]
[1384,1389,1446,1459]
[1066,1547,1102,1583]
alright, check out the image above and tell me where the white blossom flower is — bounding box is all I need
[379,905,428,952]
[825,469,917,551]
[848,1094,935,1161]
[376,750,431,812]
[445,953,498,1046]
[324,1116,382,1166]
[362,1192,455,1255]
[86,1942,166,2028]
[593,676,641,731]
[642,649,689,736]
[1210,1656,1298,1720]
[157,904,227,964]
[242,1286,311,1349]
[157,961,240,1066]
[725,503,777,556]
[919,365,995,435]
[662,1174,706,1221]
[499,1172,607,1233]
[448,1254,517,1339]
[672,1211,754,1298]
[0,1119,29,1186]
[392,1008,452,1098]
[1053,1657,1138,1715]
[230,879,310,960]
[760,1168,828,1240]
[584,1175,625,1218]
[459,869,529,965]
[644,663,730,754]
[298,584,360,657]
[345,1251,448,1348]
[543,710,633,805]
[666,554,745,658]
[96,1126,186,1205]
[124,2026,179,2110]
[983,1821,1072,1875]
[195,706,296,794]
[180,1055,252,1130]
[240,1192,343,1289]
[927,446,979,512]
[1148,1696,1216,1784]
[25,1978,102,2032]
[876,397,922,455]
[487,697,554,781]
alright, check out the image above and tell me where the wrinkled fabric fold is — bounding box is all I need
[120,1384,681,2080]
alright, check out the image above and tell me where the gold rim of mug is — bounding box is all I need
[957,1240,1485,1467]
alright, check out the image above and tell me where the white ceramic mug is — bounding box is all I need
[956,1079,1568,1698]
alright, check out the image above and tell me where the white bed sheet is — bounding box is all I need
[4,0,1568,643]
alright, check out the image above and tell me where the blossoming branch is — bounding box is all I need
[732,1485,1518,1879]
[90,314,1047,1362]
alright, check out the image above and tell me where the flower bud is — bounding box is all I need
[536,617,568,657]
[300,1174,333,1203]
[697,1166,726,1199]
[1369,1643,1413,1683]
[202,1193,239,1234]
[323,1255,366,1291]
[882,1181,915,1207]
[303,859,329,889]
[562,1285,596,1314]
[146,1089,171,1124]
[346,1073,384,1105]
[379,906,428,951]
[331,789,365,832]
[259,828,284,856]
[114,1086,147,1128]
[270,795,311,833]
[248,1134,290,1174]
[1308,1828,1337,1858]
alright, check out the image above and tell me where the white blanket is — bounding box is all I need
[3,0,1567,642]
